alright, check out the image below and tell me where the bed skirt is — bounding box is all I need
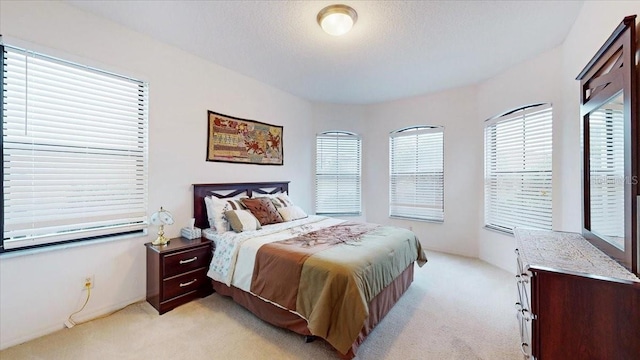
[211,263,415,359]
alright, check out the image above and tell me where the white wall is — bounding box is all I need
[311,103,367,221]
[0,1,314,350]
[310,48,563,268]
[476,47,563,272]
[362,86,481,258]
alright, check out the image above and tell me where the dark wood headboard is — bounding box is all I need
[192,181,290,229]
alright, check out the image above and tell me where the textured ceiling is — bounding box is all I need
[66,0,584,104]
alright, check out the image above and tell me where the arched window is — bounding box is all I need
[484,103,552,233]
[315,131,361,215]
[389,126,444,222]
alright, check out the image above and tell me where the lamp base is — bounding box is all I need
[151,235,170,246]
[151,225,169,246]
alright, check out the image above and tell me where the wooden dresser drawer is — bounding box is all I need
[162,268,208,301]
[163,246,210,278]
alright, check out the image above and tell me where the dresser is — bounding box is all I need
[514,228,640,359]
[146,237,214,314]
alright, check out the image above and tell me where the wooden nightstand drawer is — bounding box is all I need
[146,237,214,314]
[163,246,210,278]
[162,268,208,301]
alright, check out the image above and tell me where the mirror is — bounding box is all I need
[588,92,624,250]
[577,15,638,275]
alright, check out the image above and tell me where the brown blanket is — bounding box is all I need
[250,222,427,354]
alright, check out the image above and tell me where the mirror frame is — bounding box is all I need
[577,15,638,275]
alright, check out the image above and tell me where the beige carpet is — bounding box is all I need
[1,251,521,359]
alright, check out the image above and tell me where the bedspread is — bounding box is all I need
[253,222,426,353]
[205,216,427,355]
[206,216,341,286]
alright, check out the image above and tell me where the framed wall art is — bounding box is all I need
[206,111,283,165]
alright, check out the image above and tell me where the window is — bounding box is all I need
[389,126,444,222]
[1,44,149,252]
[315,131,361,215]
[484,103,552,233]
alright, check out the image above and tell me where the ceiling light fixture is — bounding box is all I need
[317,4,358,36]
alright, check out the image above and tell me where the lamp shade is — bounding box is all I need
[150,207,174,246]
[150,207,174,226]
[317,4,358,36]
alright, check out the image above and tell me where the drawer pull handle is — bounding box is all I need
[179,256,198,264]
[520,308,536,321]
[521,342,531,358]
[179,279,197,287]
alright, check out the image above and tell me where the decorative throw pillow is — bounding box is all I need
[225,210,262,232]
[277,205,308,222]
[241,197,284,225]
[269,193,295,209]
[204,195,247,233]
[255,193,295,209]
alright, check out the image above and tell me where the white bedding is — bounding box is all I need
[205,215,344,291]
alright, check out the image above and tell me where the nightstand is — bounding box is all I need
[145,237,214,314]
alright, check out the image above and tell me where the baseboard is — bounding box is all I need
[0,296,146,351]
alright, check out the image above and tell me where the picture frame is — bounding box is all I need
[206,111,283,165]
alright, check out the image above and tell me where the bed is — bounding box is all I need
[193,181,427,359]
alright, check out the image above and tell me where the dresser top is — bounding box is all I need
[514,228,640,283]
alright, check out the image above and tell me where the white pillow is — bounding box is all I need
[204,195,246,233]
[277,205,308,222]
[225,210,261,232]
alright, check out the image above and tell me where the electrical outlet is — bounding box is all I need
[82,275,95,290]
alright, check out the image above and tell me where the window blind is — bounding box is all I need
[589,105,624,243]
[484,104,552,233]
[389,126,444,222]
[2,44,149,251]
[315,131,361,215]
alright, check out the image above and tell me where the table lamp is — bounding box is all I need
[150,207,174,246]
